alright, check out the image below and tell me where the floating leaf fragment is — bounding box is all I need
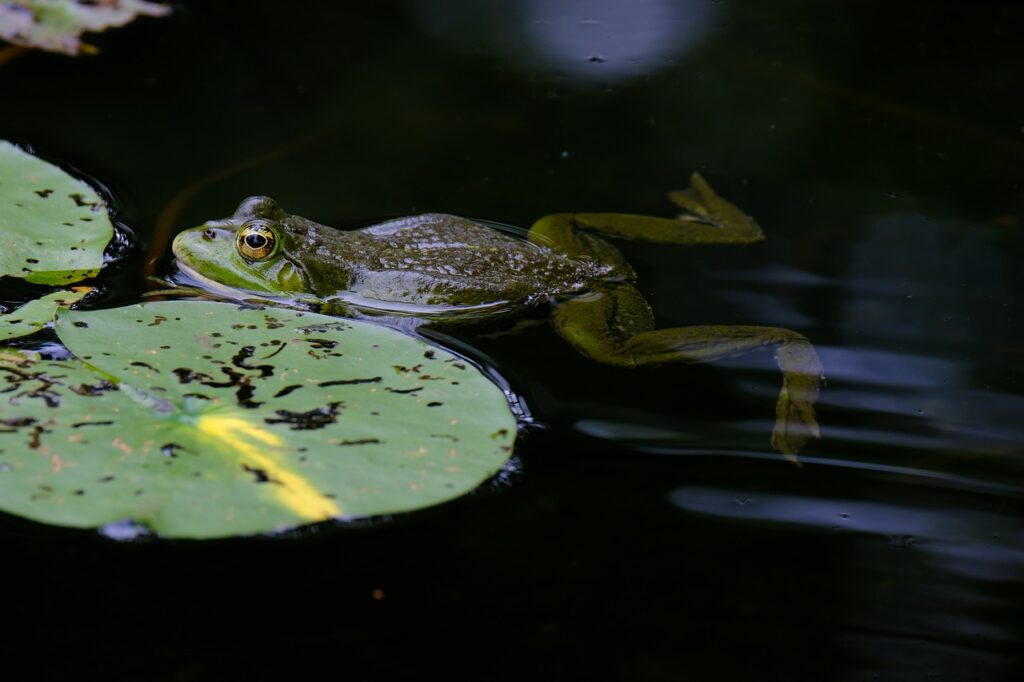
[0,287,91,340]
[0,141,115,283]
[0,301,517,538]
[0,0,170,55]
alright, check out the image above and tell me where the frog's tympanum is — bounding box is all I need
[172,174,822,456]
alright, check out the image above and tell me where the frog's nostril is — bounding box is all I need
[202,229,216,240]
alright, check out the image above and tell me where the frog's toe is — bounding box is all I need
[664,173,765,243]
[667,188,715,224]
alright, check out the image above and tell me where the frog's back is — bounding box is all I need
[303,213,610,314]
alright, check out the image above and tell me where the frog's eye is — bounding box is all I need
[236,220,280,261]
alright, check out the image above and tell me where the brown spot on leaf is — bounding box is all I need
[265,401,343,430]
[242,463,280,484]
[273,384,303,398]
[319,376,381,387]
[393,364,423,374]
[172,367,214,384]
[161,443,188,458]
[231,346,274,377]
[130,361,160,373]
[68,192,95,207]
[235,378,263,409]
[69,379,115,396]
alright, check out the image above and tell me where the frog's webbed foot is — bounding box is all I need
[667,173,765,243]
[529,172,764,249]
[551,284,823,459]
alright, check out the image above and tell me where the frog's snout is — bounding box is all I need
[170,230,187,259]
[172,224,233,260]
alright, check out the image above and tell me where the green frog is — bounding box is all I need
[171,173,822,457]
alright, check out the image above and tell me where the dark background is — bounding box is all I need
[2,1,1023,679]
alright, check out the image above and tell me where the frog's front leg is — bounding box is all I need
[529,173,764,249]
[551,284,823,459]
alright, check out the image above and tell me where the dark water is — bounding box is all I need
[3,1,1023,679]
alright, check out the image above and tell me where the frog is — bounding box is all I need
[171,173,822,457]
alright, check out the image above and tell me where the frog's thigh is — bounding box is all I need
[529,214,633,273]
[550,284,656,367]
[551,285,823,457]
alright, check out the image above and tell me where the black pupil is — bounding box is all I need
[245,233,268,249]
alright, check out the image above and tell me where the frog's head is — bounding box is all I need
[172,196,312,296]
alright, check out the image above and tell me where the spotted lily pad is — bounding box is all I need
[0,141,114,284]
[0,301,516,538]
[0,0,169,55]
[0,287,91,340]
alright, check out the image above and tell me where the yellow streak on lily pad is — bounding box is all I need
[196,414,340,521]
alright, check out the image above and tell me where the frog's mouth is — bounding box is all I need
[324,290,525,321]
[172,260,253,300]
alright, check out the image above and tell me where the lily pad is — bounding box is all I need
[0,141,114,284]
[0,0,169,55]
[0,301,516,538]
[0,287,91,340]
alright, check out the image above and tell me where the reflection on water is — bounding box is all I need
[724,205,1017,464]
[411,0,717,82]
[671,484,1022,680]
[713,343,1024,457]
[576,316,1022,469]
[671,486,1022,545]
[840,212,1007,348]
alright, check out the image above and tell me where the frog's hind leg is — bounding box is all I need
[551,283,823,459]
[529,173,764,248]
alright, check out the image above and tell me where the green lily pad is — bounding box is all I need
[0,0,170,55]
[0,301,516,538]
[0,287,91,341]
[0,141,114,284]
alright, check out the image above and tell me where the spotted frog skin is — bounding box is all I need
[172,174,822,456]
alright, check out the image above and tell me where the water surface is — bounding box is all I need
[2,1,1022,679]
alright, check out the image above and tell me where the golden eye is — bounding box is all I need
[236,220,279,261]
